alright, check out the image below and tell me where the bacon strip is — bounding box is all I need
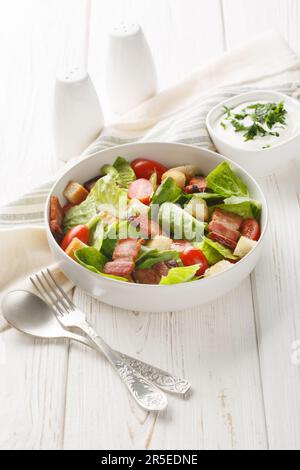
[209,232,237,250]
[103,259,135,277]
[49,196,64,243]
[112,238,144,261]
[208,221,240,242]
[133,261,172,285]
[211,208,243,231]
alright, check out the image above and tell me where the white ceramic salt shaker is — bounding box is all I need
[53,67,104,162]
[106,22,157,115]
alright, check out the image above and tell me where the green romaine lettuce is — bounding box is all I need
[74,246,128,282]
[75,246,107,273]
[206,162,249,198]
[101,220,128,258]
[159,264,200,285]
[101,156,136,188]
[212,196,262,220]
[63,197,97,233]
[136,250,180,269]
[63,174,128,232]
[90,220,104,251]
[199,239,223,265]
[159,202,205,242]
[202,236,238,260]
[151,177,182,206]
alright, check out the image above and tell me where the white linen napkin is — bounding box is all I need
[1,31,300,331]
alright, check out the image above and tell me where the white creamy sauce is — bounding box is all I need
[214,100,300,150]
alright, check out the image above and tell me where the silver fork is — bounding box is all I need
[30,269,168,411]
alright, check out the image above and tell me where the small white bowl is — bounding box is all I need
[206,90,300,176]
[45,142,268,312]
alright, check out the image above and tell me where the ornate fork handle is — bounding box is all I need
[119,354,191,395]
[79,322,168,412]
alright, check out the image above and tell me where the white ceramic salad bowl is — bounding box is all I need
[45,142,268,312]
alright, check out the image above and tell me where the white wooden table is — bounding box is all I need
[1,0,300,450]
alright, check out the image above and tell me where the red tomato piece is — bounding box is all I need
[61,225,89,251]
[131,159,167,183]
[180,246,209,276]
[241,218,260,241]
[128,178,153,205]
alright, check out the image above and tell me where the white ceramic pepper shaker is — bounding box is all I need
[53,67,104,162]
[106,22,157,115]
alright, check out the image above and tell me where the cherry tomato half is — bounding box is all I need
[241,218,260,241]
[128,178,153,205]
[180,246,209,276]
[131,158,167,183]
[61,224,89,251]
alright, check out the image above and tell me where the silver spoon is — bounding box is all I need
[2,290,191,395]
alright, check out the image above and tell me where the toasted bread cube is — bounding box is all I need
[204,260,232,278]
[63,181,89,205]
[184,197,208,221]
[233,236,257,258]
[147,235,173,251]
[172,165,197,180]
[161,169,186,189]
[65,237,87,260]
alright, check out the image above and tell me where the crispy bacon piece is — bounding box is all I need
[112,238,144,261]
[208,208,243,250]
[133,268,161,285]
[133,262,172,285]
[184,176,207,194]
[49,196,64,243]
[208,221,240,242]
[211,208,243,231]
[209,232,237,250]
[129,215,161,239]
[103,259,135,277]
[153,262,169,277]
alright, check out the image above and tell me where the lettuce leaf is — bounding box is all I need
[63,174,128,232]
[159,202,205,242]
[101,156,136,188]
[202,236,238,260]
[75,246,107,273]
[136,250,180,269]
[90,220,104,251]
[176,192,224,208]
[101,220,128,258]
[212,196,262,220]
[90,174,128,217]
[206,162,249,198]
[159,264,200,285]
[200,239,223,265]
[63,197,97,233]
[151,177,182,206]
[74,246,128,282]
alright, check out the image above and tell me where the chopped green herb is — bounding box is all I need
[221,100,287,142]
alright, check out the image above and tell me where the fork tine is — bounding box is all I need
[41,271,70,313]
[30,276,62,315]
[31,273,64,315]
[46,268,75,308]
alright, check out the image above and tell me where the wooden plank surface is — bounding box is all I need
[1,0,300,450]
